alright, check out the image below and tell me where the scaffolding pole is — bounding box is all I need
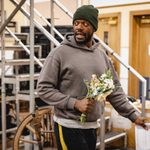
[29,0,35,113]
[50,0,55,49]
[1,0,6,150]
[29,1,35,149]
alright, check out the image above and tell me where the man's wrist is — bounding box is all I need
[74,100,80,111]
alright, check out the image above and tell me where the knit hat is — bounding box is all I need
[73,5,99,31]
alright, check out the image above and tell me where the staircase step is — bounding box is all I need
[1,45,41,51]
[5,32,29,43]
[4,58,45,66]
[0,45,42,58]
[96,131,127,149]
[4,73,39,84]
[97,116,110,123]
[18,90,38,101]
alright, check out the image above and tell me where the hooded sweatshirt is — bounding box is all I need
[37,33,140,128]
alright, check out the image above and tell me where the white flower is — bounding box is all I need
[80,70,115,123]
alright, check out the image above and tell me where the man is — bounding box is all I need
[37,5,147,150]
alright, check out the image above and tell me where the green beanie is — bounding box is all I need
[73,5,99,31]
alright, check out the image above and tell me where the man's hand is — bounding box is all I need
[74,98,95,113]
[134,116,148,130]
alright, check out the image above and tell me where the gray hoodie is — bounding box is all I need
[37,33,140,123]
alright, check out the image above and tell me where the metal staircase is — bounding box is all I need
[0,22,42,136]
[0,0,147,150]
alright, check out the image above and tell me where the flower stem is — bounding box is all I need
[80,113,87,123]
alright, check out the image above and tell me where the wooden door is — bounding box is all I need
[96,13,121,75]
[129,12,150,99]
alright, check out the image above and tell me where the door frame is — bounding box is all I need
[129,10,150,97]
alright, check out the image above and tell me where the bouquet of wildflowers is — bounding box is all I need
[80,69,115,123]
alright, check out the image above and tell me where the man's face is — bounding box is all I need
[73,20,94,45]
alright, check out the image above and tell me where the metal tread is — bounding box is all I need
[17,90,38,101]
[0,45,42,50]
[5,32,29,39]
[4,73,39,78]
[4,58,45,65]
[4,73,40,84]
[96,131,127,148]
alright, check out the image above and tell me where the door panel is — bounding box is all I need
[139,21,150,76]
[129,14,150,99]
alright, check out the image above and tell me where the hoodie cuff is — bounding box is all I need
[67,97,77,110]
[129,111,141,122]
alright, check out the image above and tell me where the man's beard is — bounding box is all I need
[74,31,93,45]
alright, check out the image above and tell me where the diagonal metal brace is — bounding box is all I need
[0,0,26,33]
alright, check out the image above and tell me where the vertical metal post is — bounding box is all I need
[29,0,35,113]
[50,0,54,49]
[30,1,35,149]
[16,76,20,125]
[1,0,6,150]
[100,101,105,150]
[141,82,146,117]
